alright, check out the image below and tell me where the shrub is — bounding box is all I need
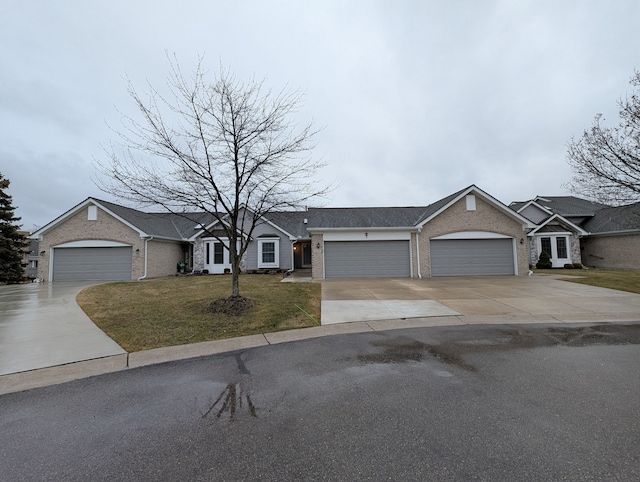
[572,263,583,269]
[563,263,574,269]
[536,251,552,269]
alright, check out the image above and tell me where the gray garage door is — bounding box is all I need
[430,239,514,276]
[324,241,411,278]
[52,247,133,281]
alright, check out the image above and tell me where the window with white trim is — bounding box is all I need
[88,205,98,220]
[258,239,279,268]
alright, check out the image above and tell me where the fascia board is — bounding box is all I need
[517,200,554,216]
[528,214,588,236]
[585,229,640,237]
[189,218,224,241]
[306,226,418,233]
[30,198,148,239]
[257,215,297,240]
[90,199,149,237]
[416,185,536,229]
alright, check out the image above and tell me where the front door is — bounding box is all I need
[294,241,312,269]
[203,239,232,274]
[539,235,571,268]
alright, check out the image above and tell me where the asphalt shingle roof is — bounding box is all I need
[531,196,609,217]
[583,202,640,233]
[95,199,215,240]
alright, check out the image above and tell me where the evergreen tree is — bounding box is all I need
[0,173,28,283]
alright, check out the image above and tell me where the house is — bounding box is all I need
[17,231,39,279]
[30,185,535,282]
[510,196,640,269]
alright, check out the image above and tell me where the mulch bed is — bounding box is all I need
[207,296,256,316]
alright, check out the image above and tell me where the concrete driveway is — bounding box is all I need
[321,275,640,325]
[0,282,126,376]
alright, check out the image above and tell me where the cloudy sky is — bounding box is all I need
[2,0,638,230]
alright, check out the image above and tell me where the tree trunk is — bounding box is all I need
[231,259,241,298]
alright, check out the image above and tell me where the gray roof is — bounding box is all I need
[91,188,474,239]
[95,199,215,240]
[261,211,310,238]
[305,188,468,229]
[530,196,609,217]
[583,202,640,234]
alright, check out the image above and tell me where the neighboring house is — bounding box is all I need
[30,185,535,282]
[510,196,640,269]
[17,231,39,279]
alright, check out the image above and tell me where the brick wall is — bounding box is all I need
[582,233,640,269]
[37,204,184,281]
[311,233,324,280]
[145,239,185,278]
[418,196,529,276]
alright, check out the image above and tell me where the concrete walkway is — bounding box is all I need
[0,282,126,377]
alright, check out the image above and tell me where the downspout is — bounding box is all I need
[138,236,153,281]
[416,228,422,279]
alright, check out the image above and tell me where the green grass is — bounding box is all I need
[535,268,640,295]
[76,274,321,352]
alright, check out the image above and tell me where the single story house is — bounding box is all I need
[30,185,536,282]
[509,196,640,269]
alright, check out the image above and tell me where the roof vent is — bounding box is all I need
[303,218,308,224]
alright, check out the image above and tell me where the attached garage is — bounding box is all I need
[52,246,133,282]
[324,240,411,278]
[430,238,515,276]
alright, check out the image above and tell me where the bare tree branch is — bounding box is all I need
[565,71,640,206]
[95,55,330,297]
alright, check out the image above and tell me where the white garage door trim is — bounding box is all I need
[430,238,516,276]
[52,246,133,282]
[324,240,411,278]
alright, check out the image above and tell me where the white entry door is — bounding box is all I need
[538,235,571,267]
[203,239,232,274]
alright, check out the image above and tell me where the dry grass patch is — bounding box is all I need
[535,268,640,295]
[77,274,321,352]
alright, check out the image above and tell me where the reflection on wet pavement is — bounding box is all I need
[357,323,640,372]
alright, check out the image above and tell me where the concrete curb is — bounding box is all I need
[2,313,639,396]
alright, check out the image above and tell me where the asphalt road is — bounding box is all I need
[2,323,640,481]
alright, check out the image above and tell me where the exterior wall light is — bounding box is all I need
[316,242,321,249]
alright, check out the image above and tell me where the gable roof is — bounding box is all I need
[416,185,535,229]
[30,197,215,241]
[32,185,533,242]
[528,214,588,236]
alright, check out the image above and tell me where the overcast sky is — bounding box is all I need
[2,0,638,230]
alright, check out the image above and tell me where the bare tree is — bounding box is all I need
[96,57,329,299]
[565,71,640,205]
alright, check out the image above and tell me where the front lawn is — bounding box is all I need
[535,268,640,295]
[76,274,321,352]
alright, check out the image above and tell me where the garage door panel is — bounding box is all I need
[53,247,132,281]
[325,241,410,278]
[430,239,514,276]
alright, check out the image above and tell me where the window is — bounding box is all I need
[556,237,567,258]
[214,243,224,264]
[88,205,98,221]
[262,242,275,263]
[540,237,552,256]
[258,239,279,268]
[206,243,210,265]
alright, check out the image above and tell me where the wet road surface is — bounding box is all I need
[2,322,640,481]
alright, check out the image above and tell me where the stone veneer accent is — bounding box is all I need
[417,196,529,276]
